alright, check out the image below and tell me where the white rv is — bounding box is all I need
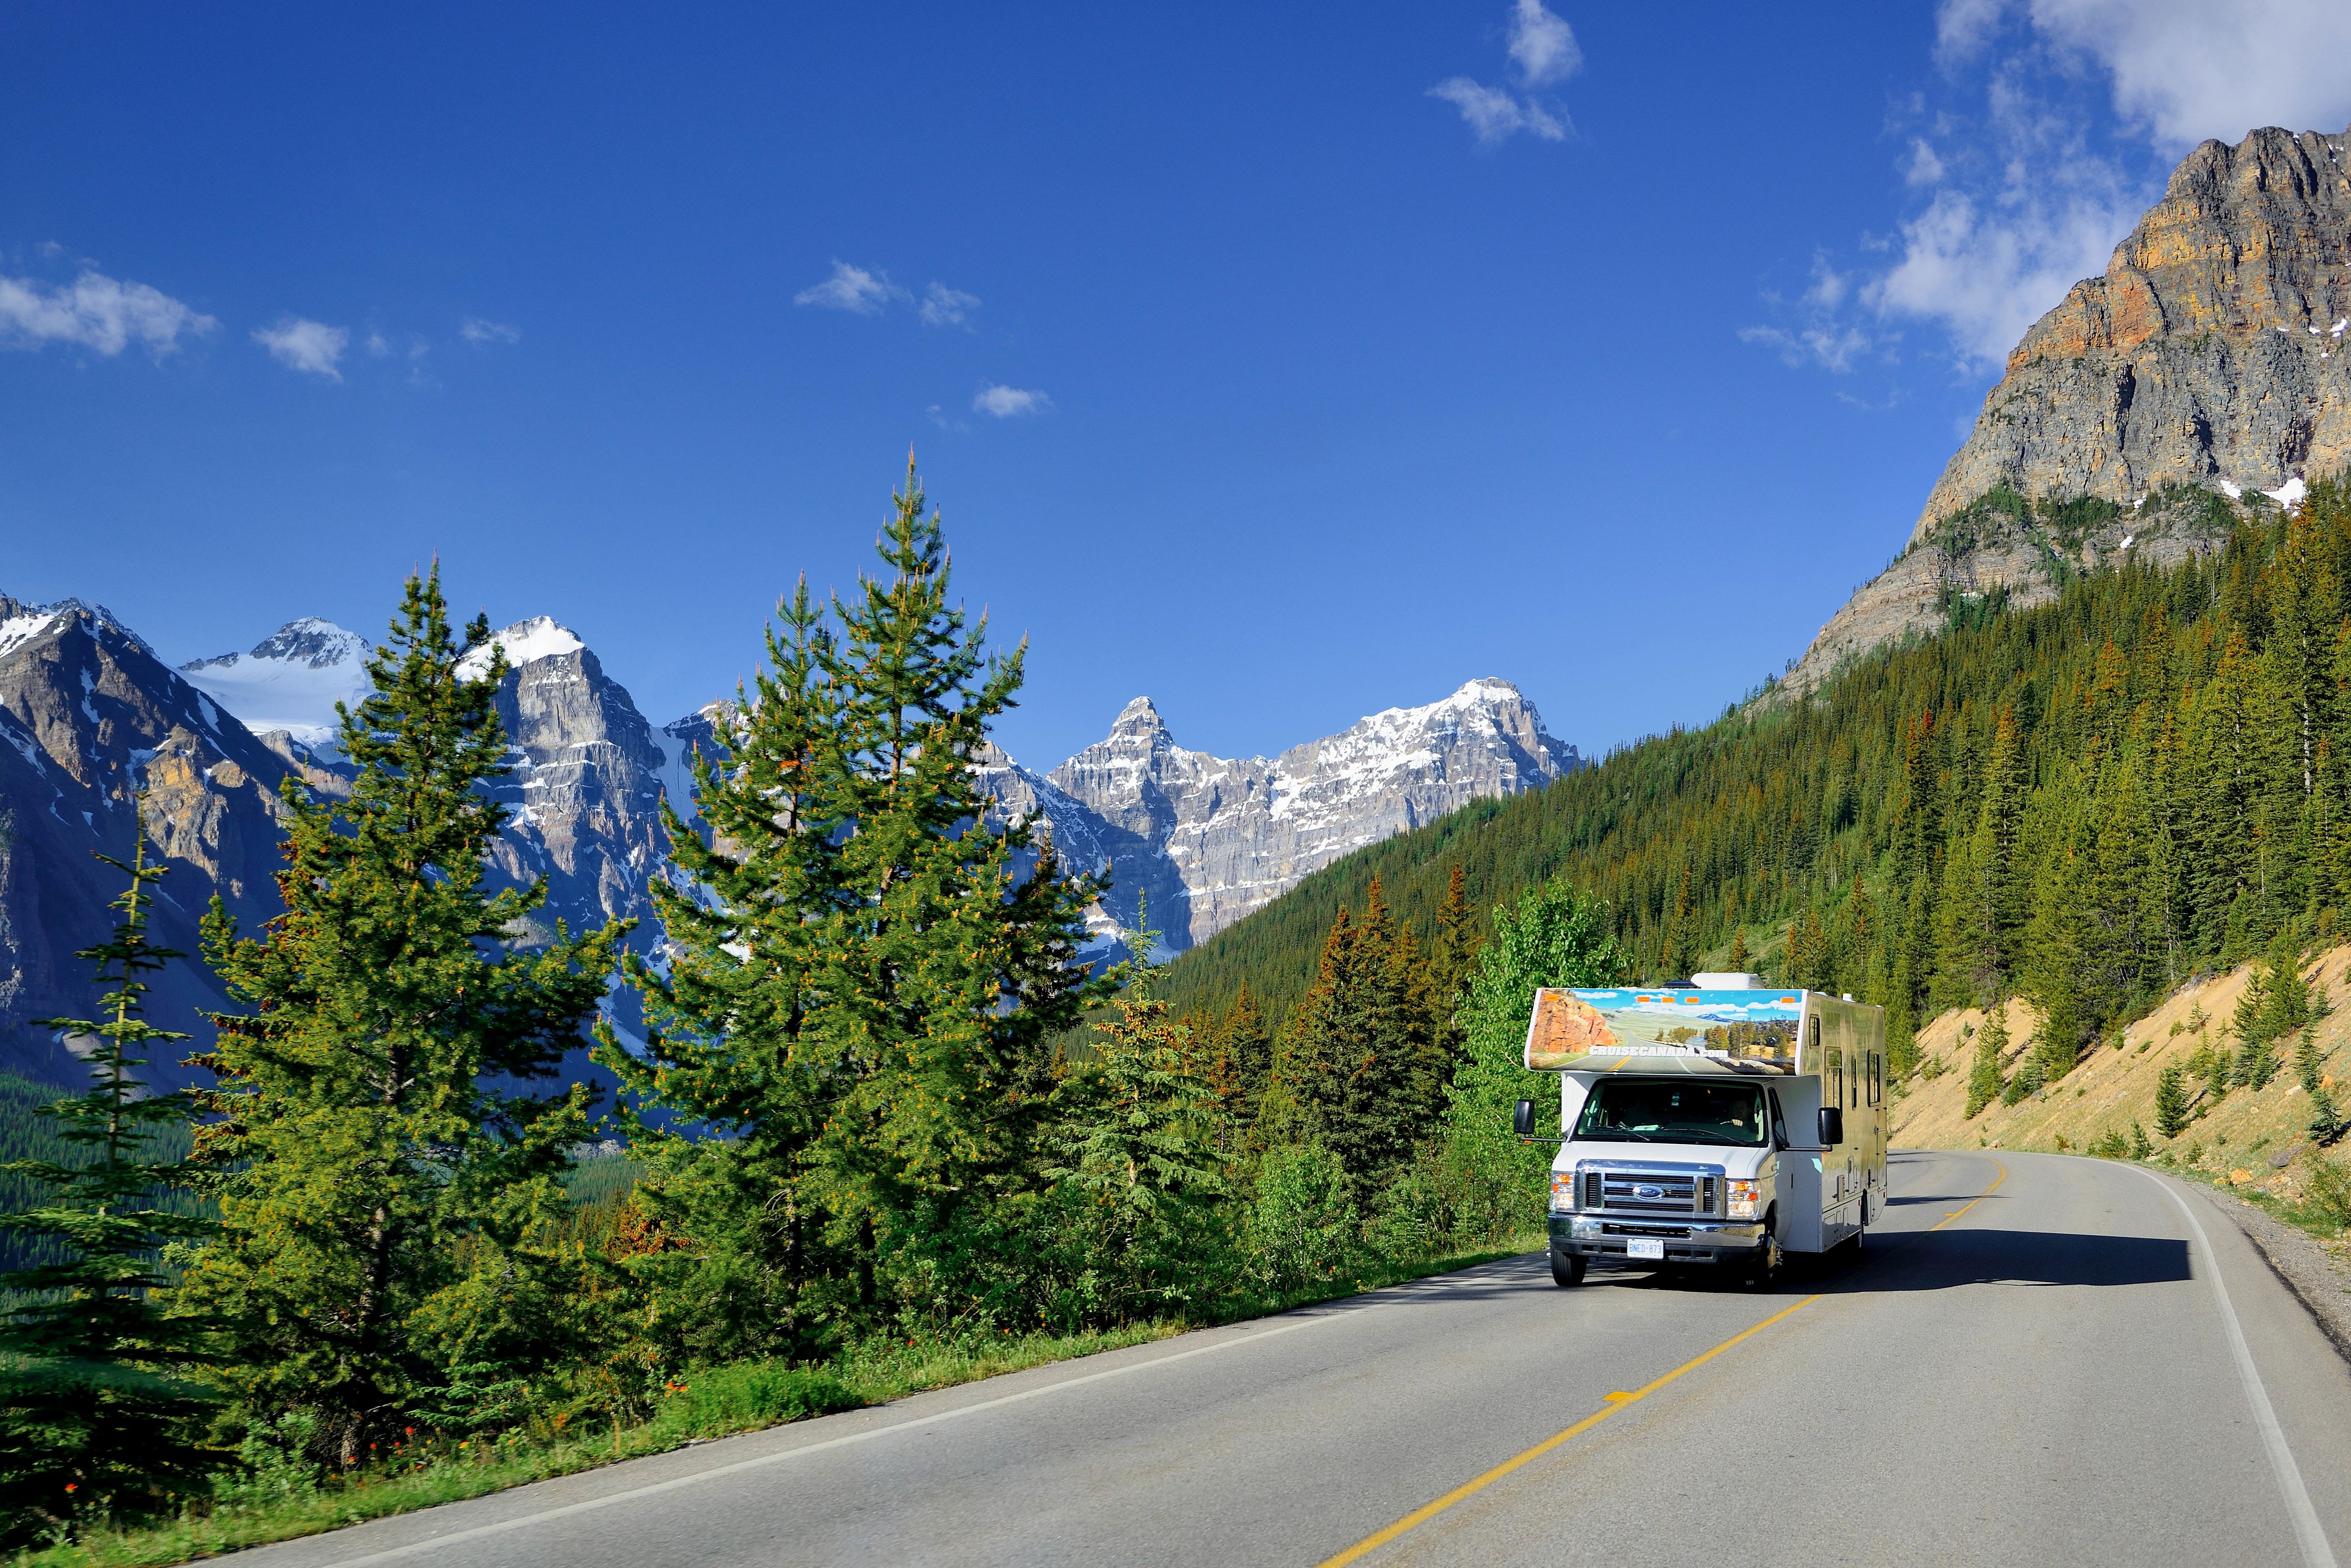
[1513,980,1889,1286]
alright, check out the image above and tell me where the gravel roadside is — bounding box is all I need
[2204,1183,2351,1364]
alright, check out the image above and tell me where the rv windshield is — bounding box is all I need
[1573,1079,1767,1147]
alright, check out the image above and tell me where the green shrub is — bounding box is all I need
[1245,1143,1361,1293]
[644,1362,859,1442]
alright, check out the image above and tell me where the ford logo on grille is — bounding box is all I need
[1634,1184,1664,1200]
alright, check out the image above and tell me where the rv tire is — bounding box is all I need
[1550,1248,1587,1287]
[1744,1215,1782,1289]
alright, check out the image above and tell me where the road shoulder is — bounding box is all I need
[2202,1181,2351,1365]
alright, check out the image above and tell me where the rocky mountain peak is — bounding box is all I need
[1111,695,1168,735]
[0,594,303,1081]
[1789,120,2351,692]
[1031,679,1580,949]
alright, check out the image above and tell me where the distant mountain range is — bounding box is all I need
[0,596,1577,1082]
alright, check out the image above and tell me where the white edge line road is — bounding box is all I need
[298,1289,1414,1568]
[2130,1164,2338,1568]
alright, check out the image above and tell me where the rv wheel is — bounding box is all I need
[1550,1248,1587,1287]
[1744,1223,1782,1290]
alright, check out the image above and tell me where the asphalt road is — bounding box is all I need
[236,1152,2351,1568]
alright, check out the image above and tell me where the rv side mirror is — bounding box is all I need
[1818,1107,1845,1146]
[1514,1099,1537,1138]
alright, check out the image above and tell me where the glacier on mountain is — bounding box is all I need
[179,617,373,746]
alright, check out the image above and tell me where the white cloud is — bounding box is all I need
[1428,78,1566,145]
[2005,0,2351,148]
[973,384,1050,418]
[1868,183,2137,368]
[0,268,216,357]
[794,260,905,315]
[1507,0,1581,87]
[1804,253,1850,309]
[1903,139,1947,186]
[1739,322,1878,374]
[253,317,349,380]
[919,282,979,328]
[366,331,392,355]
[459,317,520,345]
[1429,1,1577,147]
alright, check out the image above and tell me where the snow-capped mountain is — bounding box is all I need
[179,618,373,746]
[990,678,1579,952]
[2,585,1579,1085]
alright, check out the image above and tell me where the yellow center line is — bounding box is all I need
[1315,1155,2007,1568]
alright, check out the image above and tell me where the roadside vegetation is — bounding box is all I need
[0,461,1561,1563]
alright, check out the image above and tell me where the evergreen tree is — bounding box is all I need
[2129,1122,2153,1161]
[603,459,1108,1336]
[0,831,216,1543]
[186,570,626,1467]
[1964,1007,2007,1119]
[1044,942,1228,1323]
[1221,985,1274,1116]
[2296,1029,2344,1144]
[1270,880,1420,1194]
[2153,1061,2190,1139]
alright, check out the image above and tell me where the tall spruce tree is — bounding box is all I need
[186,570,625,1466]
[1044,932,1227,1324]
[0,831,216,1543]
[1269,880,1421,1194]
[603,458,1108,1337]
[1964,1005,2008,1119]
[2153,1061,2190,1139]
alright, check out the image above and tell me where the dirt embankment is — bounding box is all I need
[1892,947,2351,1207]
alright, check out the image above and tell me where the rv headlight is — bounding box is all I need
[1726,1179,1762,1220]
[1551,1171,1575,1211]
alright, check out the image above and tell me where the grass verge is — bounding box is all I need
[22,1235,1540,1568]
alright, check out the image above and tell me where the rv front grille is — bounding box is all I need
[1593,1171,1702,1214]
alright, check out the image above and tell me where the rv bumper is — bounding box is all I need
[1548,1213,1767,1265]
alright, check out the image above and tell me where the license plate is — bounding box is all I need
[1627,1237,1666,1260]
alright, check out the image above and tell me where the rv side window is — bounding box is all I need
[1832,1051,1843,1107]
[1766,1088,1788,1146]
[1871,1052,1882,1104]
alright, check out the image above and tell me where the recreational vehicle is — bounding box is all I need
[1512,978,1889,1286]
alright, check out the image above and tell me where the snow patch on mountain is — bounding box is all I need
[179,617,372,746]
[458,616,585,680]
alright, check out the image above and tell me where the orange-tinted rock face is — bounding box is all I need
[1918,125,2351,538]
[1786,123,2351,693]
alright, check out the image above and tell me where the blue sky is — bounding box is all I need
[5,2,2348,768]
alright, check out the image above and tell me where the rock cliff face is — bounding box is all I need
[992,679,1577,951]
[0,597,304,1083]
[1792,121,2351,689]
[460,618,675,946]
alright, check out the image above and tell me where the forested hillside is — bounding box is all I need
[1166,478,2349,1095]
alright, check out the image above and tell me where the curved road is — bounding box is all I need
[236,1152,2351,1568]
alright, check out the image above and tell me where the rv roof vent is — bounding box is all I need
[1691,972,1762,989]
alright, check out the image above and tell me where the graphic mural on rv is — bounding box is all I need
[1523,989,1805,1071]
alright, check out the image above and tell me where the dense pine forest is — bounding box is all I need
[11,462,2351,1557]
[1166,479,2351,1099]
